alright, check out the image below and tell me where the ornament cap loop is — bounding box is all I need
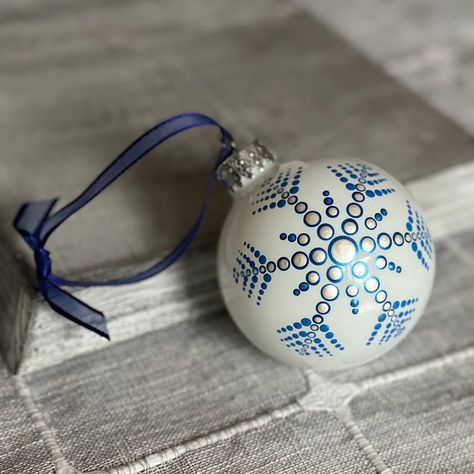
[215,140,277,193]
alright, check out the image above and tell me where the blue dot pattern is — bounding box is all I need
[233,242,271,306]
[366,298,419,346]
[405,200,433,270]
[251,166,303,214]
[232,162,434,358]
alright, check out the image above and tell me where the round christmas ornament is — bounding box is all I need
[14,113,435,371]
[216,142,435,370]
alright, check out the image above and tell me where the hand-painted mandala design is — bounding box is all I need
[231,162,433,359]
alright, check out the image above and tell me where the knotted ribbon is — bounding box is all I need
[13,113,235,339]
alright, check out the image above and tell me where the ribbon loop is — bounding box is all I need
[13,113,235,339]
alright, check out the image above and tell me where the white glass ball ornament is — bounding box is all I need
[216,142,435,371]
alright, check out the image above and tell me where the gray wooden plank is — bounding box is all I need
[1,1,474,372]
[299,0,474,134]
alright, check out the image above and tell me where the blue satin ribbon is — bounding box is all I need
[13,113,235,339]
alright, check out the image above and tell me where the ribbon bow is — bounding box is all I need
[13,113,235,339]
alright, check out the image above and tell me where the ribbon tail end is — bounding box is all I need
[44,282,111,341]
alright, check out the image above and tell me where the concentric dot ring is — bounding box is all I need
[277,257,290,271]
[292,252,308,269]
[342,219,358,235]
[393,232,404,246]
[311,315,323,325]
[327,265,344,283]
[364,276,380,293]
[321,284,339,301]
[317,224,334,240]
[327,236,358,265]
[295,202,308,214]
[352,261,369,279]
[346,284,359,297]
[297,233,310,246]
[347,203,363,217]
[310,247,327,265]
[375,290,387,303]
[360,236,376,253]
[266,261,276,273]
[378,232,392,249]
[306,271,320,285]
[316,302,330,314]
[304,211,321,227]
[365,217,377,230]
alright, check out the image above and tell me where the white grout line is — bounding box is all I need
[89,403,302,474]
[13,375,81,474]
[335,407,393,474]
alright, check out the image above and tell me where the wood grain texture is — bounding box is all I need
[1,0,474,372]
[299,0,474,133]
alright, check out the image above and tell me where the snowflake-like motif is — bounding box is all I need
[231,162,433,358]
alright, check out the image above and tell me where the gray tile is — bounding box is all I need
[26,314,307,472]
[0,364,54,474]
[350,359,474,473]
[150,411,377,474]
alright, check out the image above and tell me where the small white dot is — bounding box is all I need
[310,248,327,264]
[295,202,308,213]
[298,233,310,245]
[306,271,320,285]
[346,285,359,297]
[304,211,321,227]
[277,257,290,271]
[316,302,330,314]
[364,277,380,293]
[393,233,404,246]
[352,261,368,278]
[327,266,343,282]
[292,252,308,269]
[378,233,391,249]
[342,220,358,235]
[375,290,387,303]
[318,224,334,240]
[347,203,363,217]
[365,218,377,230]
[321,284,339,301]
[360,237,375,253]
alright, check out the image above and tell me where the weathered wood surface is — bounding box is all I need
[300,0,474,133]
[1,0,474,372]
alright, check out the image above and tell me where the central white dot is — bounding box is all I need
[329,237,357,264]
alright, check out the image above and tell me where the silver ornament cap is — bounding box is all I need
[216,141,277,192]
